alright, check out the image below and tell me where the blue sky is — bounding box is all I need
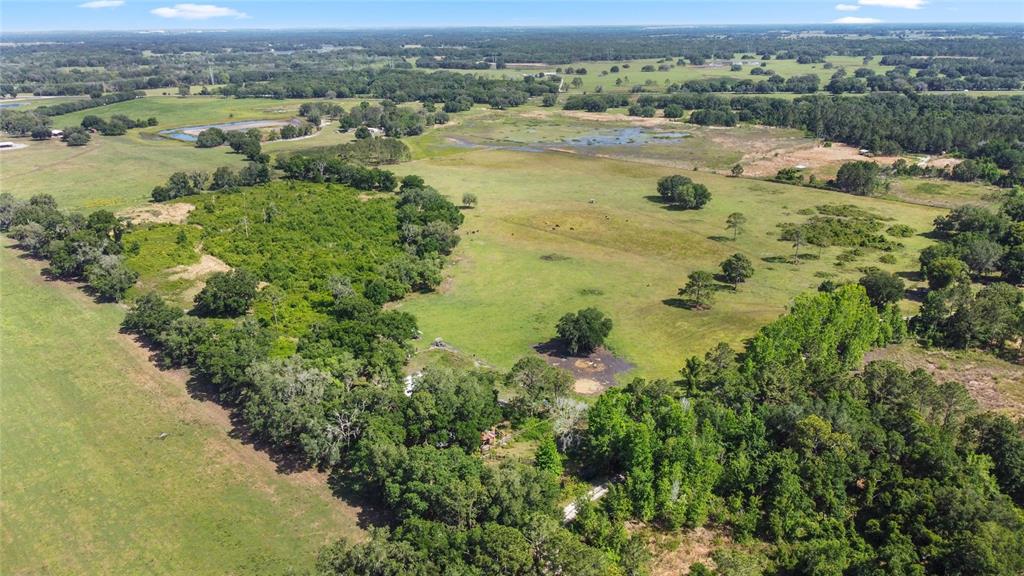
[1,0,1022,32]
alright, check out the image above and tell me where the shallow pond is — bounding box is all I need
[158,119,290,142]
[448,126,689,153]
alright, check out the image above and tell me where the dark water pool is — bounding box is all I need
[448,127,689,153]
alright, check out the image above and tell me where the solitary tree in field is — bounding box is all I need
[657,175,711,210]
[791,229,806,258]
[178,84,191,97]
[680,270,716,309]
[730,164,744,177]
[725,212,747,240]
[720,253,754,286]
[462,192,478,208]
[556,307,613,355]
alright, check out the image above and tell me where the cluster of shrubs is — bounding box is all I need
[913,194,1024,352]
[80,113,157,136]
[151,162,271,202]
[275,154,398,191]
[195,127,265,161]
[338,100,449,137]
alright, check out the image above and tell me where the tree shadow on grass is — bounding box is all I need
[663,297,702,310]
[643,195,702,213]
[896,270,923,282]
[15,248,114,304]
[712,274,739,290]
[762,255,798,265]
[904,287,928,304]
[327,469,396,530]
[534,337,576,359]
[707,235,732,243]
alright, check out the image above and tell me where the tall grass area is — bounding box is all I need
[0,243,364,575]
[394,148,945,379]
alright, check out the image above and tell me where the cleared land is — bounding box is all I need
[0,242,365,575]
[865,343,1024,417]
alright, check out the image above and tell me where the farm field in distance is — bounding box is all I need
[449,54,899,93]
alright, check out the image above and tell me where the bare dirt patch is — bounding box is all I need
[560,110,676,127]
[534,341,634,394]
[864,345,1024,417]
[925,157,962,170]
[646,526,732,575]
[167,253,231,281]
[119,202,194,225]
[741,141,900,177]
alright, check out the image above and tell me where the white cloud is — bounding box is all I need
[835,4,860,11]
[150,3,248,20]
[833,16,883,23]
[858,0,925,9]
[79,0,124,8]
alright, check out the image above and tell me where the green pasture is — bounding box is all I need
[1,100,356,211]
[885,177,1004,208]
[0,242,364,575]
[50,95,305,129]
[393,146,945,380]
[442,55,897,94]
[0,132,249,210]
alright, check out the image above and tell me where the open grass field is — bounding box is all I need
[443,55,897,94]
[49,96,378,129]
[440,55,1024,99]
[0,241,365,575]
[0,132,250,210]
[885,177,1004,208]
[393,143,945,380]
[51,95,308,129]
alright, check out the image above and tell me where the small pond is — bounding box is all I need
[448,127,689,153]
[158,119,291,142]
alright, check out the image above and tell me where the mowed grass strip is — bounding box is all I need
[394,148,944,380]
[0,243,364,575]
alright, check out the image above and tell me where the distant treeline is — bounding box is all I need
[625,92,1024,177]
[34,91,144,117]
[217,69,558,109]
